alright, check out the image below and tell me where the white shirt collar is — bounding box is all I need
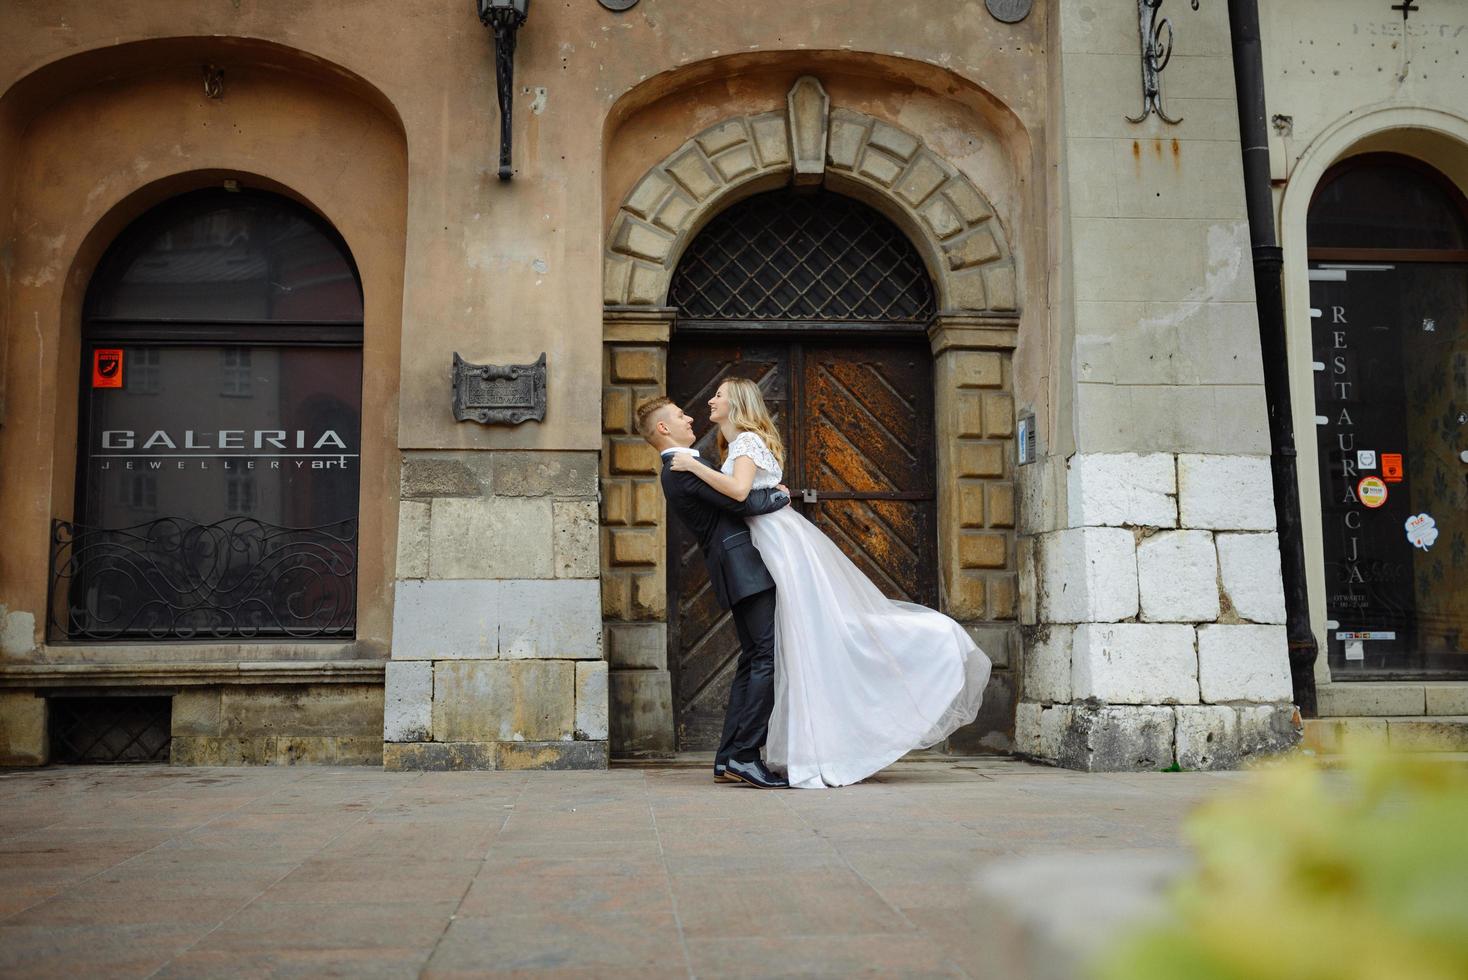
[660,447,700,458]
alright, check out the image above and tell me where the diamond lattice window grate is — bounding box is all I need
[670,191,936,322]
[49,697,173,763]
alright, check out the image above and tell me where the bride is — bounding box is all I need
[670,377,992,789]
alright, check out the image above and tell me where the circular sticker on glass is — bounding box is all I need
[1358,476,1388,509]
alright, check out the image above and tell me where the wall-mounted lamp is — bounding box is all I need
[1127,0,1201,126]
[476,0,531,180]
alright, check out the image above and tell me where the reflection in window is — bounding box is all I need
[221,348,252,397]
[116,473,157,513]
[130,348,162,395]
[226,474,256,514]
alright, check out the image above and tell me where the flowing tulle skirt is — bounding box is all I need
[749,506,992,789]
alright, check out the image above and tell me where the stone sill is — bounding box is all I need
[17,641,379,665]
[0,660,385,690]
[1316,681,1468,718]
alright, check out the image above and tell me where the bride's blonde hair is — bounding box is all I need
[717,377,786,471]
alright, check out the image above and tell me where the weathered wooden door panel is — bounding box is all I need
[666,342,792,750]
[667,337,936,750]
[802,343,937,607]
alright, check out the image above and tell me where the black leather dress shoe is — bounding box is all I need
[713,762,738,783]
[725,758,789,789]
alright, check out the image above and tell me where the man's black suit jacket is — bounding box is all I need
[659,452,788,610]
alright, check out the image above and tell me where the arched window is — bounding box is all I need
[1306,154,1468,678]
[53,190,363,641]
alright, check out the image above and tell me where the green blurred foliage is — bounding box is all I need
[1098,752,1468,980]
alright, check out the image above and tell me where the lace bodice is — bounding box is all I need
[723,432,782,489]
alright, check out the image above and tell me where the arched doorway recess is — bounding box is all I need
[1305,153,1468,678]
[601,78,1022,755]
[57,189,364,642]
[666,188,939,747]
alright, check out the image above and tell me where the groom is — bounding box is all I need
[636,396,790,789]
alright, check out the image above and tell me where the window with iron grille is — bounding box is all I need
[55,189,362,642]
[669,190,936,324]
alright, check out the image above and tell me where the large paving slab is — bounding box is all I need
[0,758,1249,978]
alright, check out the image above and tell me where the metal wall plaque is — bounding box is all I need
[452,352,547,425]
[985,0,1033,23]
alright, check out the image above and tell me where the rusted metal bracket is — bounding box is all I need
[1128,0,1201,125]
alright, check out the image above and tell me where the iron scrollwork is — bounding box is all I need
[452,351,547,424]
[48,517,358,641]
[1128,0,1201,126]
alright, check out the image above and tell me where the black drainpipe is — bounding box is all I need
[1228,0,1318,716]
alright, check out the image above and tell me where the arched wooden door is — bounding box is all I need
[666,189,938,749]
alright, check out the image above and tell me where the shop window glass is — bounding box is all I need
[52,190,362,641]
[1307,155,1468,677]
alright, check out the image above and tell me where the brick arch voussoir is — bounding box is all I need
[604,109,1016,314]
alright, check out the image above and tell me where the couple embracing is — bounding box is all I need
[637,379,992,790]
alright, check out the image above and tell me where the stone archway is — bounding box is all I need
[601,77,1022,755]
[603,78,1017,314]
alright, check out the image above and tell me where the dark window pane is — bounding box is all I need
[85,191,363,323]
[1309,157,1468,251]
[60,345,362,640]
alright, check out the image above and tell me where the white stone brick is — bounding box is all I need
[1174,705,1237,770]
[499,580,602,659]
[1014,701,1042,757]
[1216,532,1286,624]
[1057,704,1176,771]
[429,496,554,579]
[1066,453,1177,528]
[1071,623,1199,705]
[395,500,430,580]
[1038,704,1073,761]
[1197,624,1291,703]
[1177,454,1275,530]
[383,661,433,743]
[1036,527,1139,623]
[1024,626,1072,703]
[392,580,499,660]
[1137,530,1219,622]
[575,661,609,740]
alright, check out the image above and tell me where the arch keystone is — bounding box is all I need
[787,76,831,185]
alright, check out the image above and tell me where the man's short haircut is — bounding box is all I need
[635,396,675,441]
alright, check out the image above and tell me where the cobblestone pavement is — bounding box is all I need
[0,758,1248,978]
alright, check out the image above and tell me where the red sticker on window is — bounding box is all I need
[92,348,124,388]
[1381,453,1403,483]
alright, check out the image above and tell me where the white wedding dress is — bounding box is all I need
[723,432,992,789]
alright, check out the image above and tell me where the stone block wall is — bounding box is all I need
[1015,453,1300,770]
[931,316,1023,752]
[600,312,675,756]
[383,450,607,770]
[172,685,383,765]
